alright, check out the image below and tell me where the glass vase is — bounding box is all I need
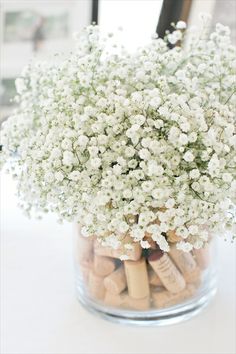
[74,226,217,326]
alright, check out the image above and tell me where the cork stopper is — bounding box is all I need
[169,247,197,275]
[148,249,164,261]
[152,284,196,308]
[148,267,163,286]
[193,246,210,270]
[166,230,182,243]
[148,253,186,294]
[75,226,205,311]
[93,255,115,277]
[124,258,150,299]
[88,271,106,300]
[104,291,128,307]
[104,266,127,295]
[184,267,201,284]
[125,295,150,311]
[104,291,150,311]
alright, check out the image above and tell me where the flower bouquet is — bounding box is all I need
[1,16,235,325]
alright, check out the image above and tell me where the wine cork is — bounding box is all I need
[76,236,94,267]
[93,255,115,277]
[124,258,150,299]
[166,230,182,243]
[148,250,186,294]
[88,271,106,300]
[104,291,128,307]
[125,295,150,311]
[94,237,142,261]
[169,246,198,279]
[184,267,201,285]
[152,284,196,308]
[104,266,127,295]
[193,274,202,288]
[104,291,150,310]
[193,246,210,270]
[148,268,163,286]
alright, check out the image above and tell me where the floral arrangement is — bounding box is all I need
[1,17,236,253]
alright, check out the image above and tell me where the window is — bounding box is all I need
[98,0,163,51]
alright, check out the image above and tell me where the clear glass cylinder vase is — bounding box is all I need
[74,226,217,326]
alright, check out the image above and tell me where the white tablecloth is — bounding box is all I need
[1,172,236,354]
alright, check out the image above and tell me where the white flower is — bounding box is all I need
[125,146,135,157]
[180,122,190,132]
[78,135,89,147]
[178,133,188,145]
[55,171,64,182]
[222,173,233,183]
[169,126,180,140]
[1,21,235,252]
[15,77,26,94]
[133,169,144,180]
[68,171,81,181]
[160,222,169,232]
[119,255,130,261]
[165,198,175,208]
[153,234,170,252]
[152,188,163,200]
[63,151,75,166]
[50,148,61,159]
[176,226,188,239]
[176,241,193,252]
[176,21,186,30]
[208,154,220,174]
[131,92,142,102]
[118,221,129,233]
[61,138,72,150]
[188,225,199,235]
[88,146,99,156]
[167,30,182,45]
[183,151,195,162]
[133,114,146,126]
[142,181,154,192]
[112,165,121,176]
[189,169,200,179]
[150,97,161,108]
[123,189,132,199]
[45,172,54,183]
[90,157,101,168]
[140,240,151,249]
[130,226,145,240]
[147,161,164,176]
[139,148,151,160]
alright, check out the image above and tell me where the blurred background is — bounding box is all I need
[0,0,236,123]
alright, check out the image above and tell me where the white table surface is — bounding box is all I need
[1,172,236,354]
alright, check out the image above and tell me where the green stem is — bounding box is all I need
[224,89,236,105]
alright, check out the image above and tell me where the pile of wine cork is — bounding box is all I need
[75,234,210,311]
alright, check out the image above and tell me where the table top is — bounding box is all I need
[1,172,236,354]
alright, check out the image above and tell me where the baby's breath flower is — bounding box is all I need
[1,20,235,250]
[183,151,195,162]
